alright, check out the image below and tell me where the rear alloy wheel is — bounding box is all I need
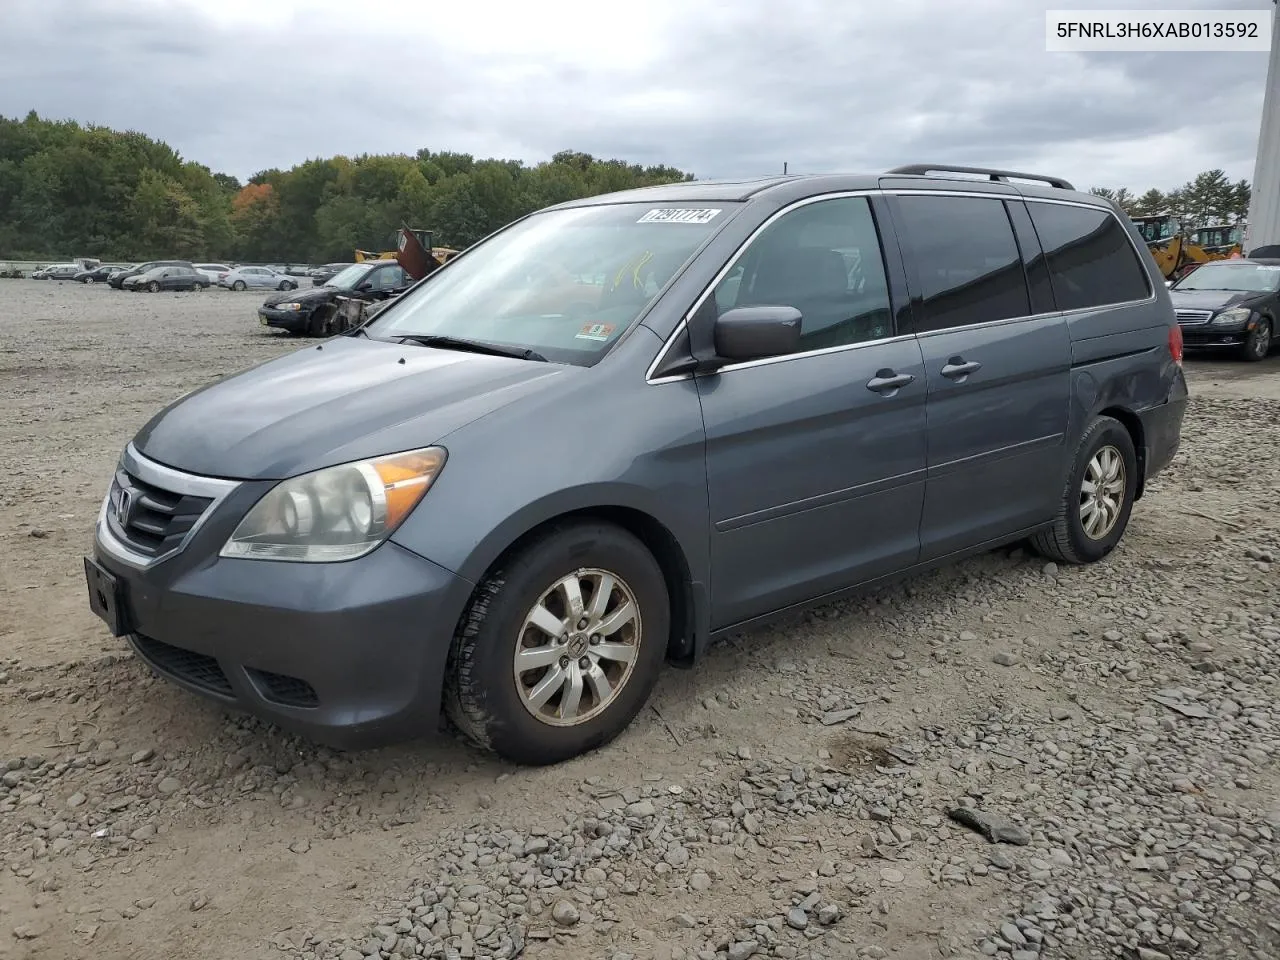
[1243,317,1272,362]
[445,521,669,765]
[1031,415,1138,564]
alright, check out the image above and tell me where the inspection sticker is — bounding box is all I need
[575,322,616,341]
[637,208,722,224]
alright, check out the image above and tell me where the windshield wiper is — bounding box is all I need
[396,334,547,362]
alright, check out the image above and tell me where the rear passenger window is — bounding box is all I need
[895,195,1031,331]
[712,196,894,353]
[1026,202,1152,310]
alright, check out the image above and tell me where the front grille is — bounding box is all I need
[131,633,234,697]
[247,668,319,708]
[108,466,214,559]
[1175,309,1213,326]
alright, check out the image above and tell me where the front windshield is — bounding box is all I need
[366,202,737,365]
[326,263,373,289]
[1174,263,1280,293]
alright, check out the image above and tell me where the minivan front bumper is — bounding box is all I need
[90,518,475,751]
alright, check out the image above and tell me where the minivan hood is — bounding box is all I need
[1169,289,1266,311]
[132,336,570,480]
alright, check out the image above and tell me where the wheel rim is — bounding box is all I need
[1251,322,1270,358]
[513,567,642,727]
[1080,444,1125,540]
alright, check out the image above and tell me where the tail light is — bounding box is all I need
[1168,323,1183,366]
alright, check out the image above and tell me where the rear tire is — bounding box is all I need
[1031,416,1138,565]
[444,521,669,766]
[1242,317,1272,362]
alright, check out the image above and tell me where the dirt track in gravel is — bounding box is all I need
[1,280,1278,960]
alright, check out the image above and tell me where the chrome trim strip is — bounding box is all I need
[711,333,918,373]
[644,188,1158,385]
[95,444,241,570]
[121,443,240,499]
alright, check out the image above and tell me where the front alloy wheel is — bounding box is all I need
[513,568,641,727]
[445,521,669,765]
[1243,318,1272,362]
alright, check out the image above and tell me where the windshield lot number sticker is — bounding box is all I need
[637,208,721,224]
[576,322,615,341]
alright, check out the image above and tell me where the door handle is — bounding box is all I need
[940,358,982,380]
[866,371,915,394]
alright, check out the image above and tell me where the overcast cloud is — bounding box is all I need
[0,0,1273,193]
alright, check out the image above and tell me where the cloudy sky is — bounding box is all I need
[0,0,1274,194]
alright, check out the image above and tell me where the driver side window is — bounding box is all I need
[710,196,893,353]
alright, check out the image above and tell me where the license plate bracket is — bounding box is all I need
[84,556,129,637]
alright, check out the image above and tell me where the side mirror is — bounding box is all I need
[713,306,802,362]
[357,280,374,292]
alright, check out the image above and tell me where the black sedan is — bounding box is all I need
[74,264,130,284]
[123,265,210,292]
[258,260,412,336]
[109,260,196,289]
[1170,258,1280,361]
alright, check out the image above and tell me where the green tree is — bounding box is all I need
[0,113,695,260]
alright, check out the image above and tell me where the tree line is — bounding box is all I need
[0,111,695,263]
[1088,169,1251,228]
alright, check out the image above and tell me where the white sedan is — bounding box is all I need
[217,266,299,291]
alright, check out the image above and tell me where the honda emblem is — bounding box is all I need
[115,488,133,527]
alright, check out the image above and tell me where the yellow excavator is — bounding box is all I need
[1131,215,1246,282]
[1189,222,1245,258]
[354,228,459,268]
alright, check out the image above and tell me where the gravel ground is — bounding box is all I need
[1,279,1277,960]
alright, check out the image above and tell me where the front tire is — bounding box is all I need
[232,280,246,291]
[1242,317,1272,362]
[444,521,669,765]
[147,281,160,293]
[1031,416,1138,565]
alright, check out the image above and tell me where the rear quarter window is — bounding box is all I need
[1027,202,1152,311]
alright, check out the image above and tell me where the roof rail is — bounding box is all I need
[886,164,1075,191]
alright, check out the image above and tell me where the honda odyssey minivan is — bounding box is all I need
[85,164,1188,765]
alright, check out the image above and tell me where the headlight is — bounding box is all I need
[1212,307,1252,325]
[220,447,446,562]
[275,302,301,311]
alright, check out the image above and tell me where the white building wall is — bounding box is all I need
[1246,1,1280,252]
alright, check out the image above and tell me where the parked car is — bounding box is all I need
[257,260,412,335]
[36,262,81,280]
[195,263,234,285]
[1168,257,1279,361]
[75,264,130,284]
[85,165,1187,766]
[109,260,196,289]
[122,265,209,292]
[310,263,354,285]
[219,266,298,291]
